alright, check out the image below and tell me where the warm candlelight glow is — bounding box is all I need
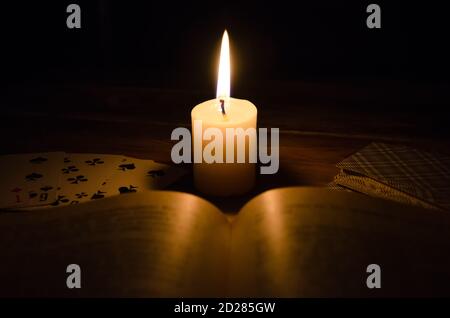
[191,29,258,196]
[216,30,230,100]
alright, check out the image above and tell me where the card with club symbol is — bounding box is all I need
[1,152,186,210]
[0,152,65,208]
[97,157,186,198]
[52,153,127,207]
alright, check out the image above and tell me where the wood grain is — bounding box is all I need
[2,81,449,212]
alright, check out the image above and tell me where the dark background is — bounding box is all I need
[1,1,450,162]
[2,1,449,91]
[2,2,450,296]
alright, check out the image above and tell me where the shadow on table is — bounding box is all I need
[167,163,310,214]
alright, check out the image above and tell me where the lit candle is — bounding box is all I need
[191,30,258,196]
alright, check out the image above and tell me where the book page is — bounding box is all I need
[0,191,230,297]
[230,187,450,297]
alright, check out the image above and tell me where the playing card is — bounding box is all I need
[97,157,186,198]
[335,142,450,210]
[0,152,65,209]
[51,153,127,207]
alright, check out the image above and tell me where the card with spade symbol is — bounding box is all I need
[0,152,65,208]
[97,157,186,198]
[52,153,127,207]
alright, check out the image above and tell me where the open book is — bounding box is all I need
[1,187,450,297]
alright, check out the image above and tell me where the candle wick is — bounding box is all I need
[220,99,226,115]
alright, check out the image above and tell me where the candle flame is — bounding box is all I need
[216,30,230,100]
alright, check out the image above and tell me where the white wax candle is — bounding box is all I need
[191,97,257,196]
[191,30,258,196]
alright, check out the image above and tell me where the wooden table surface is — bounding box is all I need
[2,81,450,212]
